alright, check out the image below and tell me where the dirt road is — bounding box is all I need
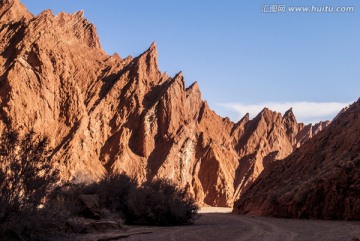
[120,208,360,241]
[59,208,360,241]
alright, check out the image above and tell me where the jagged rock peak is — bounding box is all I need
[135,41,160,77]
[257,107,279,119]
[29,7,101,49]
[283,107,297,122]
[283,107,293,117]
[260,107,270,114]
[38,9,54,18]
[186,81,202,116]
[67,11,101,49]
[73,10,85,18]
[0,0,33,22]
[124,55,133,62]
[149,41,157,51]
[186,81,200,93]
[161,71,169,80]
[110,52,122,61]
[169,71,185,89]
[187,81,198,88]
[241,113,250,122]
[139,41,157,58]
[174,71,183,79]
[333,104,351,121]
[233,113,250,128]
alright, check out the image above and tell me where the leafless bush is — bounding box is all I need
[84,174,137,216]
[49,176,199,226]
[0,128,58,240]
[126,179,199,225]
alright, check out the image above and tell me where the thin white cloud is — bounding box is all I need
[218,101,351,124]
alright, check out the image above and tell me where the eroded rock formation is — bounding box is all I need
[0,0,329,206]
[234,99,360,219]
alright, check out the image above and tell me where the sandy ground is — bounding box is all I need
[198,207,232,214]
[121,208,360,241]
[57,208,360,241]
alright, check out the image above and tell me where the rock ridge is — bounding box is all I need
[0,1,332,206]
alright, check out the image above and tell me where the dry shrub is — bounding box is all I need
[50,176,199,226]
[125,179,199,225]
[0,128,59,240]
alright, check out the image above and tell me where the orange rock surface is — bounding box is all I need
[234,99,360,219]
[0,0,328,206]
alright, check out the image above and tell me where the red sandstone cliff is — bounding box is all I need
[0,0,330,206]
[234,99,360,219]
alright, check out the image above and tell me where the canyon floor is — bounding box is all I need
[59,208,360,241]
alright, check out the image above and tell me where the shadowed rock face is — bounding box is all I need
[234,99,360,219]
[0,0,328,206]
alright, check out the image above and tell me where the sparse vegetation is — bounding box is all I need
[0,128,59,240]
[51,175,199,226]
[126,179,198,225]
[84,174,138,217]
[0,128,198,240]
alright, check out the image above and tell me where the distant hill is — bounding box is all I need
[234,99,360,220]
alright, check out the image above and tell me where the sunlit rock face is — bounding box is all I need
[0,0,327,206]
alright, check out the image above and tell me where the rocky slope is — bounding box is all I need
[0,0,329,206]
[234,99,360,219]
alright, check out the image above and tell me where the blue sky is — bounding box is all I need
[21,0,360,123]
